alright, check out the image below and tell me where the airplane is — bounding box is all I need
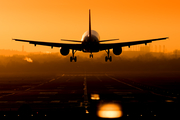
[13,9,168,62]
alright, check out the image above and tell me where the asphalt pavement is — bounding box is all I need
[0,72,179,119]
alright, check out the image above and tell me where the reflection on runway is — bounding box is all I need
[0,72,179,119]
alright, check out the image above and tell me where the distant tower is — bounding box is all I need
[163,45,165,53]
[149,45,152,52]
[155,45,157,52]
[159,45,161,52]
[22,45,24,52]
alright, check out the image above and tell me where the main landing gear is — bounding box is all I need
[70,49,77,62]
[105,49,112,62]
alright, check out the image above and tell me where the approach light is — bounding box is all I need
[97,103,123,118]
[91,94,100,100]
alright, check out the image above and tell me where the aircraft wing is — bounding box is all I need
[12,39,83,50]
[99,37,168,50]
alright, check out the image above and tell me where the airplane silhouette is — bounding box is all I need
[13,9,168,62]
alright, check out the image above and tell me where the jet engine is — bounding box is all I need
[60,48,69,56]
[113,47,122,55]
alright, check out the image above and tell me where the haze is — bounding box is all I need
[0,50,179,73]
[0,0,179,53]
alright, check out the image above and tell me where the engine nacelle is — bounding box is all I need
[60,48,69,56]
[113,47,122,55]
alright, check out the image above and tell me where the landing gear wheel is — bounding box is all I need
[70,56,77,62]
[105,49,112,62]
[105,56,108,62]
[90,54,93,58]
[70,57,73,62]
[74,56,77,62]
[70,49,77,62]
[109,56,112,62]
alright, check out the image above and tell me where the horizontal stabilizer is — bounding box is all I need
[61,39,82,42]
[100,39,119,42]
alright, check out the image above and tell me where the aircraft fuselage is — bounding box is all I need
[81,30,100,52]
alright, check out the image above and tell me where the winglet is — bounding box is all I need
[89,9,91,38]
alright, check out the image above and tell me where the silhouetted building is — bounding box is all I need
[155,45,157,52]
[22,45,24,52]
[163,45,165,53]
[159,45,161,52]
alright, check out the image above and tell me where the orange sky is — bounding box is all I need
[0,0,179,53]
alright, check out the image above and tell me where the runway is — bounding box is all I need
[0,71,179,119]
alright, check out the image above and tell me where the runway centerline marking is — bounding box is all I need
[105,74,143,91]
[83,76,89,112]
[84,77,88,102]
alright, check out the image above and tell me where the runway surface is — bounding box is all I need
[0,71,179,119]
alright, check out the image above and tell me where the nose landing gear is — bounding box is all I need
[70,49,77,62]
[70,56,77,62]
[105,49,112,62]
[89,53,93,58]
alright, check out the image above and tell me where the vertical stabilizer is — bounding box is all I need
[89,9,91,38]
